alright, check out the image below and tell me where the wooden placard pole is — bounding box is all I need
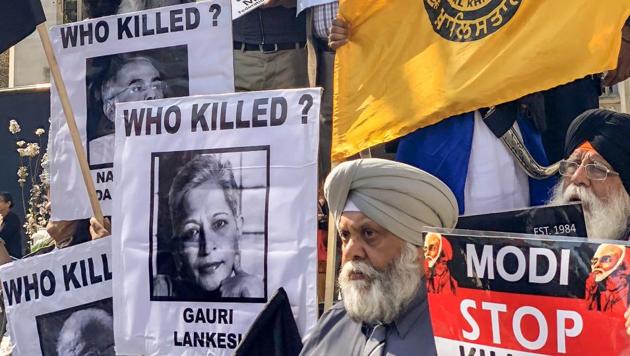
[323,211,337,311]
[36,24,105,226]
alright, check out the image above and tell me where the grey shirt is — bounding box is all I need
[299,286,437,356]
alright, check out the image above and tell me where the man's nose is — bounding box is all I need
[144,87,158,100]
[569,164,590,187]
[341,236,366,263]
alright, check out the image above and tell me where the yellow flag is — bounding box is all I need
[332,0,630,160]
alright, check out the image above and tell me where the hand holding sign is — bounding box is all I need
[603,25,630,86]
[329,18,349,50]
[89,217,111,240]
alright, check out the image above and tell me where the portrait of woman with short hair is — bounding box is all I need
[153,154,264,301]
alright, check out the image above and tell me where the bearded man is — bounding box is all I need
[424,232,457,295]
[299,158,458,356]
[549,109,630,241]
[585,243,630,313]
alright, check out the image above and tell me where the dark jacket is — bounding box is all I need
[233,7,306,44]
[0,211,22,258]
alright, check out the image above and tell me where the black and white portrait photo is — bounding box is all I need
[36,298,114,356]
[150,148,269,303]
[85,46,189,168]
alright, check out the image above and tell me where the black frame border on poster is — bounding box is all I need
[148,145,270,304]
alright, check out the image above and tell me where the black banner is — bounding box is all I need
[457,203,587,237]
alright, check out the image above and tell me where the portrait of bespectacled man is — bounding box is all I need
[85,46,189,168]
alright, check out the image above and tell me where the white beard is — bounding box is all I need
[550,182,630,240]
[338,243,421,324]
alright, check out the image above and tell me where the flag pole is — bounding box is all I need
[35,23,105,226]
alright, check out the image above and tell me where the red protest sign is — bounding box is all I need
[423,231,630,355]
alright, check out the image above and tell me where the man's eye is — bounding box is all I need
[339,230,350,241]
[212,219,227,230]
[129,84,143,93]
[590,164,607,174]
[363,229,375,239]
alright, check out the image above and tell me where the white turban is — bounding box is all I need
[324,158,458,246]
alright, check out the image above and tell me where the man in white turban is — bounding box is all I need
[300,158,458,356]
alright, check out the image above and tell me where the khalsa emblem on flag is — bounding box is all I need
[424,0,522,42]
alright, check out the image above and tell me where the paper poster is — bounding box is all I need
[48,0,234,220]
[232,0,265,19]
[457,203,588,237]
[0,238,113,356]
[111,88,320,355]
[296,0,337,14]
[422,229,630,355]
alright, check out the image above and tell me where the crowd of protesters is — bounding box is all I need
[1,1,630,355]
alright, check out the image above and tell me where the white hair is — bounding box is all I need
[56,308,113,356]
[338,242,421,324]
[550,180,630,240]
[100,55,157,102]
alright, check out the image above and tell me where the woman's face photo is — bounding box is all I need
[175,180,241,292]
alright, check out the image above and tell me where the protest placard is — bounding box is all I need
[48,0,234,221]
[231,0,265,19]
[457,203,588,237]
[296,0,337,14]
[111,88,320,355]
[422,229,630,355]
[0,238,113,356]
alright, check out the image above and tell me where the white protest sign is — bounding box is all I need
[48,0,234,221]
[111,88,320,355]
[232,0,265,19]
[297,0,337,14]
[0,238,113,356]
